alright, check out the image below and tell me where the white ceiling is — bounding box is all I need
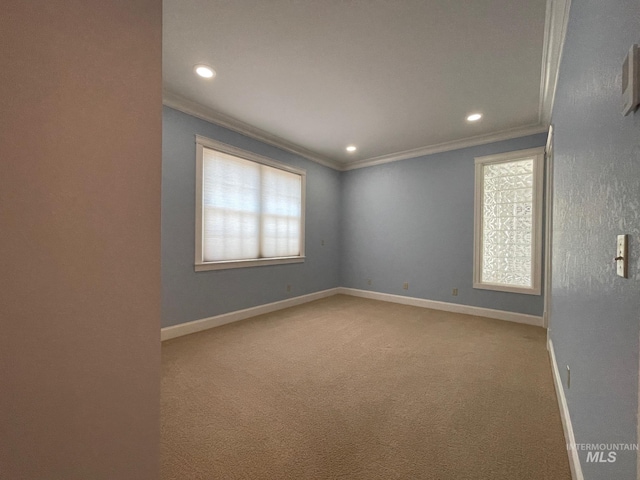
[163,0,561,170]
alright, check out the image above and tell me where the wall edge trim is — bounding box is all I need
[162,287,546,341]
[161,288,339,341]
[337,288,544,326]
[341,124,549,171]
[539,0,573,124]
[164,91,549,173]
[162,90,343,171]
[548,338,584,480]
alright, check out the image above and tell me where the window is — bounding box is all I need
[195,135,306,271]
[473,147,544,294]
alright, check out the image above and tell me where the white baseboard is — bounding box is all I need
[337,288,544,327]
[161,288,339,341]
[548,338,584,480]
[162,287,544,341]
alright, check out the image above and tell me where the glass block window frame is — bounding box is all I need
[194,135,306,272]
[473,147,544,295]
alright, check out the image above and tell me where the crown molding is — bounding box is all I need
[162,90,343,171]
[164,5,566,173]
[164,98,549,173]
[341,123,548,171]
[538,0,572,125]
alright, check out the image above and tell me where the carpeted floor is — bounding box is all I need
[161,295,571,479]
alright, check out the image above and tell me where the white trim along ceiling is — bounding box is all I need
[163,0,571,171]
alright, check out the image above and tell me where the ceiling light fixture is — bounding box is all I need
[466,113,483,122]
[194,64,216,79]
[346,145,357,152]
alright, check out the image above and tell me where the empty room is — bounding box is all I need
[3,0,640,480]
[159,0,639,478]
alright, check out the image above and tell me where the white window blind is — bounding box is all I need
[196,138,305,271]
[260,164,302,258]
[474,148,544,295]
[203,150,261,262]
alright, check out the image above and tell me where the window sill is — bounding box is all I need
[195,256,305,272]
[473,281,541,296]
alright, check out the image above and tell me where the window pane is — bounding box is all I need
[260,165,302,257]
[199,145,304,265]
[481,159,534,287]
[202,148,260,261]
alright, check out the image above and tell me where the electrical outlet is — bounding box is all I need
[286,284,291,293]
[403,282,409,290]
[321,239,325,246]
[367,279,372,286]
[566,365,571,389]
[452,288,458,296]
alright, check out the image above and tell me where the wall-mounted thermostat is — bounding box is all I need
[622,44,640,115]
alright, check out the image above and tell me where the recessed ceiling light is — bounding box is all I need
[194,64,216,79]
[346,145,357,152]
[466,113,483,122]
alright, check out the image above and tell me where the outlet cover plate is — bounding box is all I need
[617,234,628,278]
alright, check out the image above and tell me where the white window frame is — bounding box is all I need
[195,135,306,272]
[473,147,545,295]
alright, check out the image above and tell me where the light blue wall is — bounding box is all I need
[340,133,547,316]
[162,107,341,327]
[163,107,547,327]
[549,0,640,478]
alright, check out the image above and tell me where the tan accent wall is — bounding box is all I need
[0,1,161,478]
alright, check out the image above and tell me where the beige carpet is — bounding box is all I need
[161,295,570,479]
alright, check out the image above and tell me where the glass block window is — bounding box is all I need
[474,148,544,295]
[195,135,306,271]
